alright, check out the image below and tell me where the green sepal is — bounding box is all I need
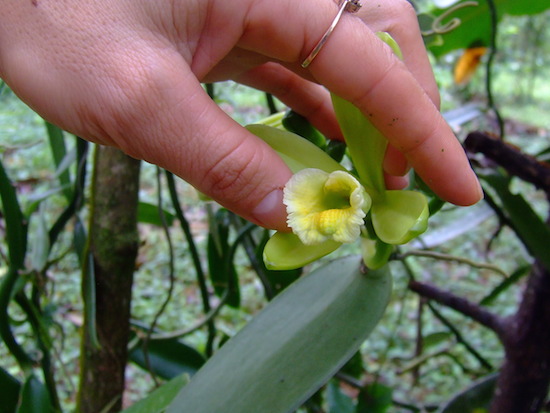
[376,32,404,59]
[246,124,345,174]
[361,236,394,270]
[371,190,429,244]
[263,232,341,270]
[331,94,387,196]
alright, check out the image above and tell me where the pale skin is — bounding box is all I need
[0,0,482,231]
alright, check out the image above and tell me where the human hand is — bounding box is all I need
[0,0,482,231]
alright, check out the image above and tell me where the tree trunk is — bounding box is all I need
[490,260,550,412]
[77,146,141,412]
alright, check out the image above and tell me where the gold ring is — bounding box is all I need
[301,0,362,68]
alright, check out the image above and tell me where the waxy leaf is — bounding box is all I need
[167,256,392,413]
[121,374,188,413]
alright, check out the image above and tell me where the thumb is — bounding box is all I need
[114,63,292,231]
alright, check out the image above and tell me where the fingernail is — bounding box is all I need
[252,189,288,231]
[473,173,484,202]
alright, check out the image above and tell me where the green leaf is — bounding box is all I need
[246,124,345,174]
[207,209,240,307]
[371,190,429,245]
[121,374,188,413]
[0,366,21,413]
[263,232,341,270]
[129,337,206,380]
[423,331,454,350]
[327,380,355,413]
[480,265,531,306]
[427,0,550,57]
[45,121,73,201]
[438,373,498,413]
[481,173,550,272]
[325,140,347,163]
[137,202,175,227]
[82,252,100,349]
[16,375,55,413]
[167,256,392,413]
[282,110,327,149]
[331,94,387,195]
[30,208,50,272]
[0,159,27,268]
[356,382,393,413]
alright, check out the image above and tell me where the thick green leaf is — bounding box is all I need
[371,191,429,245]
[427,0,550,57]
[129,337,205,380]
[263,231,341,270]
[167,256,392,413]
[16,375,54,413]
[0,366,21,413]
[437,373,498,413]
[121,374,188,413]
[246,124,345,174]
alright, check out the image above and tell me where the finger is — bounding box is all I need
[383,143,409,176]
[357,0,441,107]
[385,173,409,190]
[239,0,482,206]
[235,63,343,140]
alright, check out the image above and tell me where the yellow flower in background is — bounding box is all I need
[284,169,371,245]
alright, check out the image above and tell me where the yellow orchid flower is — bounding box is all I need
[284,169,371,245]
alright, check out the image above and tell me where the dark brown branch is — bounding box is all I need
[408,280,506,339]
[489,260,550,413]
[464,131,550,195]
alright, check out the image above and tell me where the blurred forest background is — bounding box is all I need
[1,0,549,412]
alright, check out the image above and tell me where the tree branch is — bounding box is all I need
[465,131,550,196]
[408,280,506,339]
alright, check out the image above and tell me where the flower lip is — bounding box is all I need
[283,168,371,245]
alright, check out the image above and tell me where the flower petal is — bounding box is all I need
[284,169,370,245]
[246,124,345,174]
[263,232,341,270]
[371,190,429,244]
